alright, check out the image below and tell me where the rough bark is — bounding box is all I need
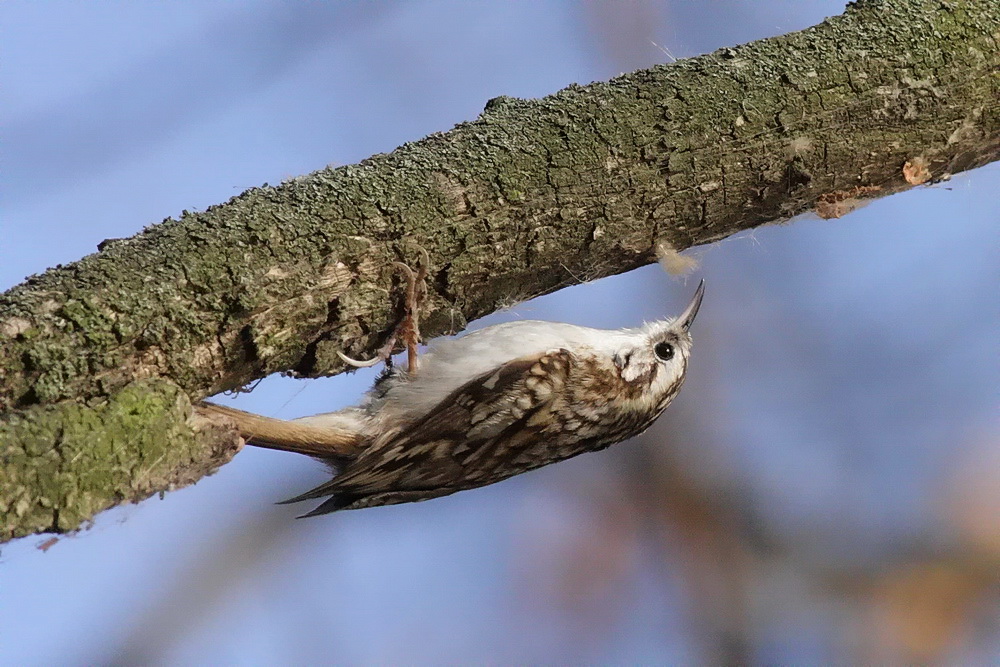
[2,0,998,542]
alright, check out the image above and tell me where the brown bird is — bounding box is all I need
[200,280,704,516]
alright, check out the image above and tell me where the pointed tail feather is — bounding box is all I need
[196,402,362,459]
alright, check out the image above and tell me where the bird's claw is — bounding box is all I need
[336,351,384,368]
[337,248,429,374]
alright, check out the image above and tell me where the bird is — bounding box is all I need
[198,278,705,516]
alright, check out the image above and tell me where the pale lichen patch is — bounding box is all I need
[0,317,32,337]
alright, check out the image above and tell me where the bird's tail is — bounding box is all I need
[195,402,362,459]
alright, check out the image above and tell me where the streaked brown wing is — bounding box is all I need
[283,348,574,504]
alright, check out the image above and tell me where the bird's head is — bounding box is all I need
[611,280,705,409]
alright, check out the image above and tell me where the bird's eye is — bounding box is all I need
[654,341,674,361]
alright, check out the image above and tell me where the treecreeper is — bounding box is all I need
[199,260,705,517]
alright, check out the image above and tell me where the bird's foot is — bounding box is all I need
[338,248,428,374]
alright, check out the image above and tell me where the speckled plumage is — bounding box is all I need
[201,281,704,516]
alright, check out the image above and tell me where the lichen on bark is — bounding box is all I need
[1,379,240,541]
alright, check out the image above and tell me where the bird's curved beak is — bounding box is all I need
[678,280,705,332]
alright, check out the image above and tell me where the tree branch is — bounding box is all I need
[2,0,998,542]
